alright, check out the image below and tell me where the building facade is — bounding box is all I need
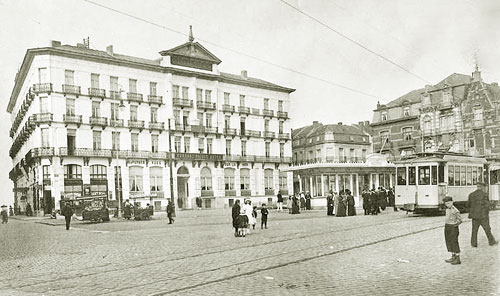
[287,121,395,206]
[7,32,295,214]
[371,68,500,160]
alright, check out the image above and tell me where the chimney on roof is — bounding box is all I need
[364,120,370,125]
[106,45,114,56]
[241,70,248,80]
[50,40,61,47]
[337,122,343,125]
[312,121,319,126]
[358,121,364,126]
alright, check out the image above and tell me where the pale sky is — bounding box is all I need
[1,0,499,206]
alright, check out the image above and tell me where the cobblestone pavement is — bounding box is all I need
[0,208,498,296]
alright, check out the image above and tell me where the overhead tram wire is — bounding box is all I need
[278,0,432,85]
[82,0,380,99]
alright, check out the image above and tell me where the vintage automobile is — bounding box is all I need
[81,196,110,222]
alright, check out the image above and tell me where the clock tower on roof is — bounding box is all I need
[159,25,222,74]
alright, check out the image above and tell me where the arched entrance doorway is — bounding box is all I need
[177,166,190,209]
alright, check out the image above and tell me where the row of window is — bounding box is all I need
[39,68,285,110]
[380,107,411,121]
[396,164,484,186]
[51,165,287,192]
[294,134,368,147]
[294,148,368,162]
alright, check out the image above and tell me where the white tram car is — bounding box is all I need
[395,152,498,214]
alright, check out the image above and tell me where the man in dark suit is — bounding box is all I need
[61,201,74,230]
[467,181,498,247]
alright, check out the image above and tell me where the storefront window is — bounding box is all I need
[201,167,212,190]
[129,166,143,192]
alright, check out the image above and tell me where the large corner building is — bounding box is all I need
[7,31,295,214]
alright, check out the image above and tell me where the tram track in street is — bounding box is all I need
[8,215,452,295]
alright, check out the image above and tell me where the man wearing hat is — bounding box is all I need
[467,181,498,247]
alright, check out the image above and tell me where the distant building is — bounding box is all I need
[371,67,500,160]
[286,121,395,205]
[7,29,295,214]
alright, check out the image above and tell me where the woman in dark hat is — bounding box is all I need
[232,199,240,236]
[337,190,347,217]
[347,190,356,216]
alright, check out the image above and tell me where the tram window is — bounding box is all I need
[466,166,472,186]
[418,166,430,185]
[438,163,445,183]
[397,167,407,185]
[472,167,477,185]
[408,167,416,185]
[454,166,460,186]
[432,166,437,185]
[460,166,466,186]
[448,165,455,186]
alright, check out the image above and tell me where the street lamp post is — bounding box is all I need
[168,119,175,209]
[113,90,126,218]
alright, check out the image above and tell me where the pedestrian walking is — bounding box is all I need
[388,187,397,211]
[166,201,176,224]
[9,206,13,217]
[261,203,269,229]
[61,201,73,230]
[370,189,379,215]
[442,196,462,265]
[300,194,306,211]
[123,200,132,220]
[362,188,371,215]
[196,196,203,210]
[347,190,356,216]
[287,196,292,214]
[467,182,498,247]
[277,191,284,212]
[305,191,312,210]
[327,190,334,216]
[1,205,8,224]
[292,194,300,214]
[232,199,241,236]
[379,187,387,211]
[252,206,258,230]
[26,203,33,216]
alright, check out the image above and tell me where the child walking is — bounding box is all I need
[261,204,269,229]
[443,196,462,265]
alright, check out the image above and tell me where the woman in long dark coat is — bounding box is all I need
[292,194,300,214]
[300,194,306,211]
[123,200,132,220]
[326,190,334,216]
[337,190,347,217]
[347,190,356,216]
[232,200,241,236]
[305,192,312,210]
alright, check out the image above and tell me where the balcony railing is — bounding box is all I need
[31,147,55,157]
[63,114,82,125]
[110,91,121,100]
[127,92,143,103]
[225,190,236,197]
[89,116,108,126]
[222,104,235,113]
[174,123,191,132]
[238,106,250,114]
[172,98,193,108]
[264,131,275,138]
[148,95,163,104]
[241,189,251,196]
[149,122,165,130]
[223,128,237,136]
[32,83,52,93]
[192,125,217,134]
[112,150,168,159]
[88,88,106,98]
[223,155,256,162]
[201,190,214,197]
[33,113,53,124]
[277,111,288,119]
[265,189,275,195]
[128,120,145,129]
[251,108,260,115]
[109,119,124,127]
[196,101,216,110]
[62,84,81,96]
[263,109,274,117]
[59,147,112,157]
[240,129,261,137]
[278,133,290,140]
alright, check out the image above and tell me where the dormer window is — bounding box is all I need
[403,107,410,117]
[381,111,388,121]
[325,132,333,140]
[422,94,431,106]
[442,91,451,105]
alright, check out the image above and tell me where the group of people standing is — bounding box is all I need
[326,190,356,217]
[361,187,396,215]
[231,199,269,237]
[285,192,312,214]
